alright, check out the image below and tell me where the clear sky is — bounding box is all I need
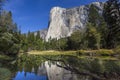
[4,0,107,33]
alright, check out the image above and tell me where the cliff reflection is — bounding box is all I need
[46,56,120,80]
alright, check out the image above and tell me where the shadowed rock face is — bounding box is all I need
[39,29,48,40]
[45,2,104,41]
[34,29,48,40]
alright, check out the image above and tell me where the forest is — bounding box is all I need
[0,0,120,57]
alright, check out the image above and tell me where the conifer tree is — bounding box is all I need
[103,0,120,48]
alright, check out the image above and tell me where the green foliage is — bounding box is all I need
[0,68,11,80]
[56,38,68,50]
[67,30,83,50]
[76,49,114,57]
[89,59,105,74]
[103,0,120,48]
[20,31,44,52]
[104,60,120,74]
[88,4,101,26]
[2,0,119,55]
[95,49,114,56]
[0,11,21,56]
[18,0,120,52]
[76,50,85,56]
[88,2,108,49]
[85,23,101,49]
[113,46,120,55]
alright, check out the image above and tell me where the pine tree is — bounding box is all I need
[103,0,120,48]
[0,11,21,55]
[85,23,101,49]
[88,4,101,26]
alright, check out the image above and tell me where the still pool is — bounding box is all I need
[0,55,120,80]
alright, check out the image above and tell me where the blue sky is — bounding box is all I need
[4,0,107,33]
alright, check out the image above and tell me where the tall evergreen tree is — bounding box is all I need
[67,30,83,50]
[85,23,101,49]
[0,11,21,55]
[103,0,120,48]
[88,4,101,26]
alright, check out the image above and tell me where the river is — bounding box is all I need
[0,55,120,80]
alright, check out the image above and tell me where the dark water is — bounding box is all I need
[0,55,120,80]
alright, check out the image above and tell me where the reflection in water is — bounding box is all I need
[42,56,120,80]
[13,61,80,80]
[0,67,11,80]
[13,62,48,80]
[13,71,48,80]
[1,55,120,80]
[45,61,80,80]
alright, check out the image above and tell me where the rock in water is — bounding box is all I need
[46,2,104,41]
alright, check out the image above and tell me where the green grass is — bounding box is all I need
[24,49,120,60]
[27,49,114,56]
[76,49,114,56]
[27,50,76,56]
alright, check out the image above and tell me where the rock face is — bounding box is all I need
[45,2,104,41]
[34,29,48,40]
[39,29,48,40]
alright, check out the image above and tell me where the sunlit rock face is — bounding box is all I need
[45,2,104,41]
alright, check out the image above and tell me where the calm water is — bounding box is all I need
[13,71,48,80]
[0,55,120,80]
[12,61,81,80]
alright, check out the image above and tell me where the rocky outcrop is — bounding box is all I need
[39,29,48,40]
[34,29,48,40]
[45,2,104,41]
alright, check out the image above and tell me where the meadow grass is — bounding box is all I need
[27,49,114,56]
[27,50,76,56]
[25,49,119,61]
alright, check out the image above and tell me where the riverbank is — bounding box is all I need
[26,49,120,60]
[27,49,114,56]
[27,50,76,55]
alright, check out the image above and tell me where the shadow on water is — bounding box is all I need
[0,54,120,80]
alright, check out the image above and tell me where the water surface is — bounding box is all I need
[0,55,120,80]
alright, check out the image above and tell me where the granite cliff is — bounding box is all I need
[34,29,48,40]
[45,2,104,41]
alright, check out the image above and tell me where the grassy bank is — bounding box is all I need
[27,50,76,55]
[27,49,114,56]
[26,49,120,60]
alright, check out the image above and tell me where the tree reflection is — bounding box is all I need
[44,55,120,80]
